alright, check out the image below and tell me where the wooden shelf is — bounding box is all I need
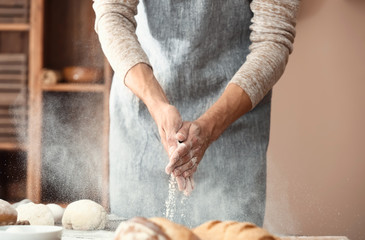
[42,83,105,92]
[0,23,30,31]
[24,0,111,207]
[0,142,26,151]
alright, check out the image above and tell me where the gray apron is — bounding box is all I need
[109,0,271,227]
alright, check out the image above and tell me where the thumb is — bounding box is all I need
[166,121,184,155]
[176,122,190,142]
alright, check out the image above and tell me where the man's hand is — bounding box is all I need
[165,119,212,179]
[125,63,185,157]
[152,103,185,157]
[165,84,253,192]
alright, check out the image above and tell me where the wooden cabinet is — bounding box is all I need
[0,0,30,201]
[0,0,111,208]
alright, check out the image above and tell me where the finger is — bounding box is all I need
[182,163,198,178]
[172,156,197,177]
[171,145,200,173]
[190,176,195,189]
[176,122,190,142]
[165,143,190,174]
[171,150,194,174]
[183,177,193,196]
[176,176,186,191]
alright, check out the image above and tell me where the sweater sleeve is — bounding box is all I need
[92,0,151,81]
[229,0,300,109]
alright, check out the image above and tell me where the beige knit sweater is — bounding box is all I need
[93,0,300,108]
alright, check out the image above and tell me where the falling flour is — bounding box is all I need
[164,175,177,220]
[164,175,190,225]
[179,195,188,226]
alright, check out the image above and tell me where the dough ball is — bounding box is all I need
[47,203,65,224]
[12,199,32,209]
[62,199,107,230]
[16,202,54,226]
[0,199,18,225]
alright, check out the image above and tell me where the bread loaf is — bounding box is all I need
[114,217,201,240]
[193,220,279,240]
[115,217,278,240]
[0,199,18,226]
[150,217,200,240]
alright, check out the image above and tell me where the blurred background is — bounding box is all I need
[0,0,364,240]
[264,1,365,240]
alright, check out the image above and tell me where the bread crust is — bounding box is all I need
[114,217,201,240]
[114,217,278,240]
[193,220,279,240]
[149,217,201,240]
[0,199,18,226]
[114,217,170,240]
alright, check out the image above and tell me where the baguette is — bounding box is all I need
[149,217,200,240]
[193,220,279,240]
[114,217,201,240]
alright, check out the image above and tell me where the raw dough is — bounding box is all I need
[47,203,65,224]
[16,202,54,226]
[62,199,107,230]
[0,199,18,225]
[12,199,32,209]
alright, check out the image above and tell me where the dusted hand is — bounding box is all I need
[124,64,184,159]
[165,119,212,189]
[152,103,184,158]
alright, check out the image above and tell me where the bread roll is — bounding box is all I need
[149,217,200,240]
[114,217,201,240]
[114,217,170,240]
[193,220,279,240]
[0,199,17,226]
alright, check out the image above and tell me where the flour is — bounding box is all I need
[179,195,188,226]
[164,175,177,220]
[164,174,192,227]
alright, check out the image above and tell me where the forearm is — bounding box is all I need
[93,0,151,80]
[230,0,300,108]
[197,84,252,142]
[125,63,170,121]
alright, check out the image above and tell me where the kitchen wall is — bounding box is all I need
[264,1,365,240]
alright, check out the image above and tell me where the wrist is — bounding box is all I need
[196,114,217,144]
[196,84,252,142]
[125,63,170,115]
[148,101,172,125]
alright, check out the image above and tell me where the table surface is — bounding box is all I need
[62,230,114,240]
[62,230,349,240]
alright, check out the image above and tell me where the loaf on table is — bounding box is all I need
[193,220,280,240]
[114,217,201,240]
[0,199,18,226]
[149,217,200,240]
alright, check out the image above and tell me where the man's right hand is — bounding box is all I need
[125,64,194,194]
[125,63,188,162]
[152,103,184,158]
